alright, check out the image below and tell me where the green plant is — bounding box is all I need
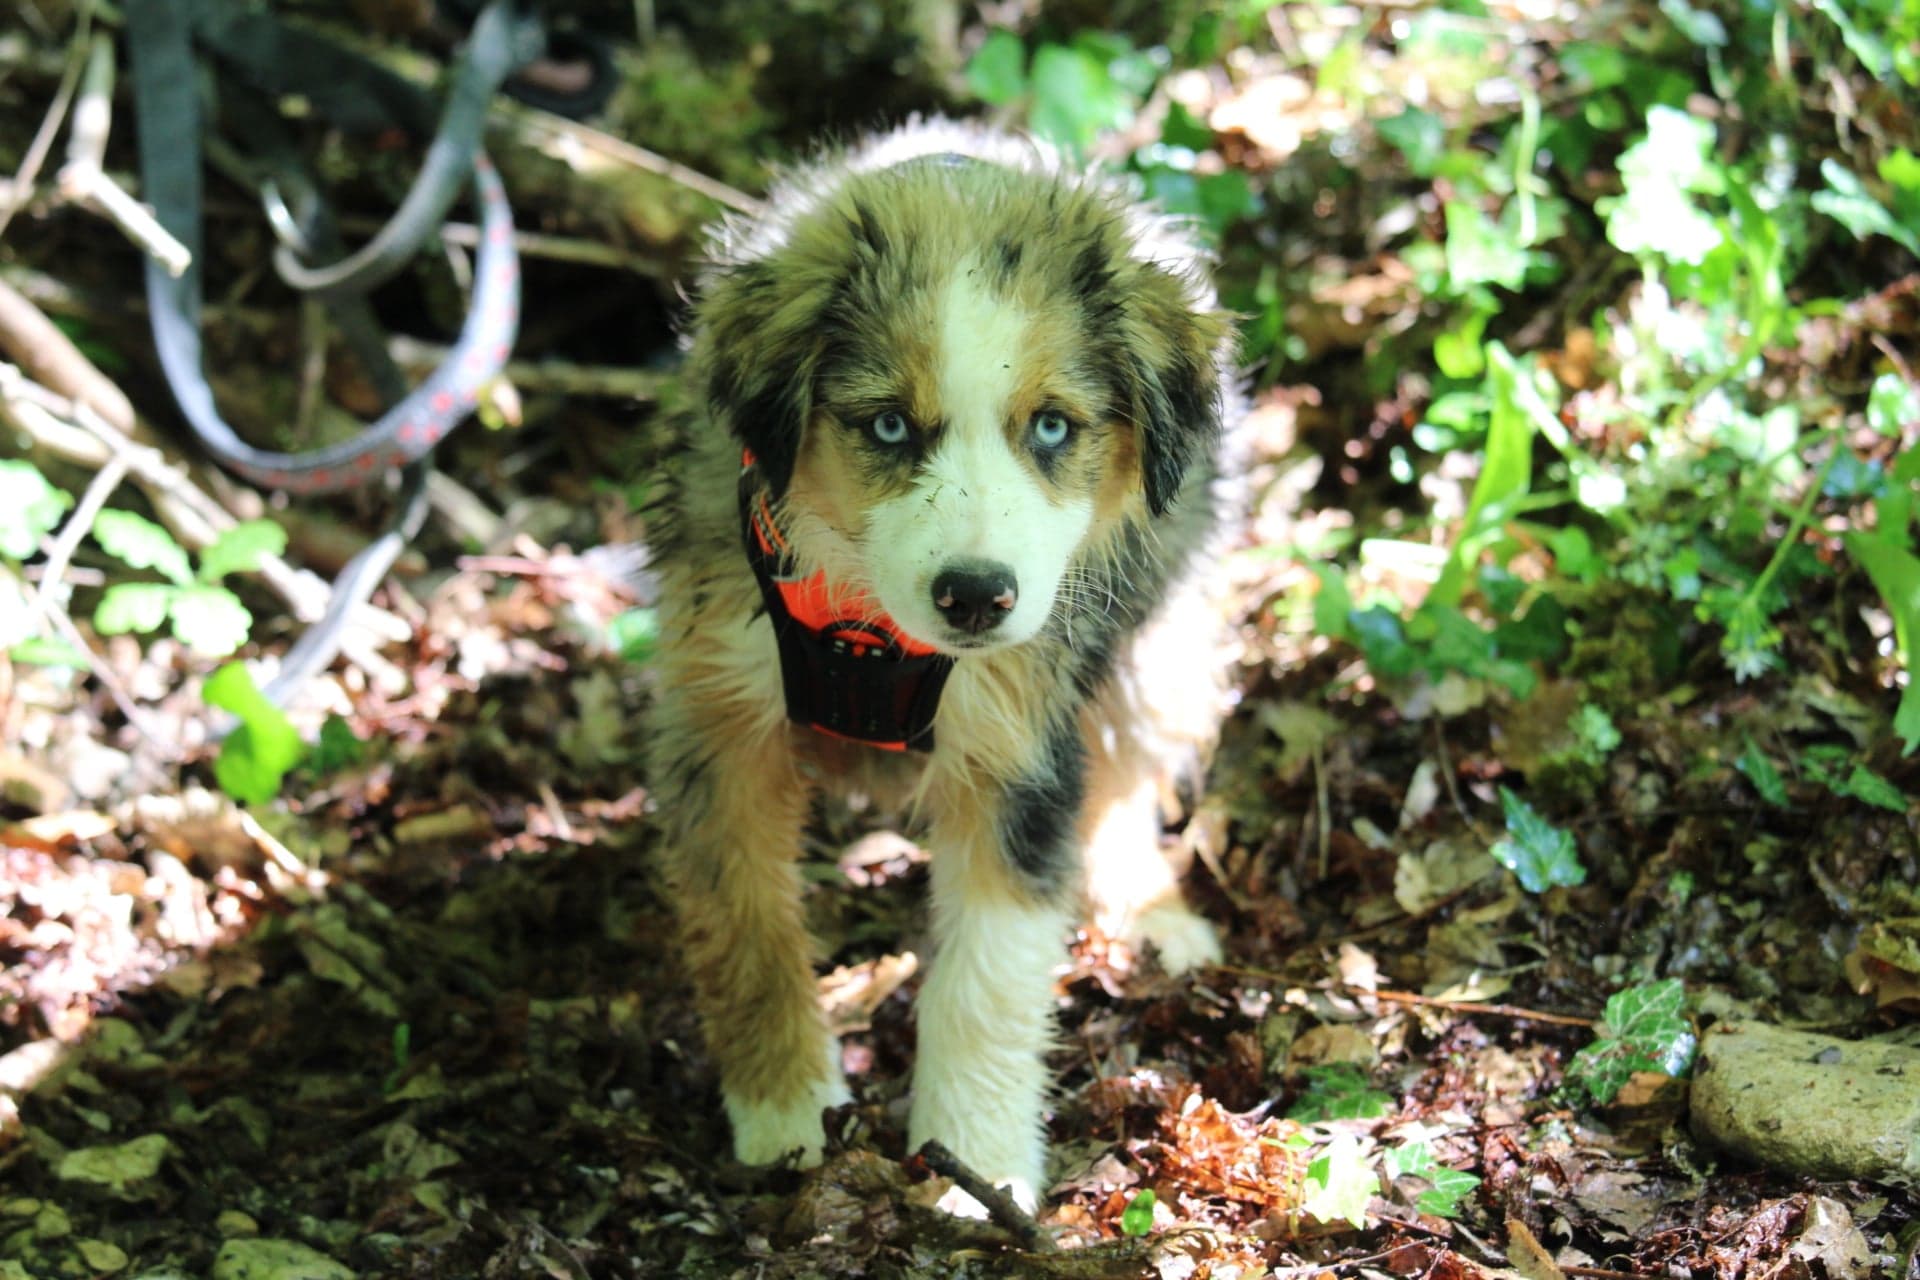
[1119,1187,1156,1237]
[203,662,304,805]
[1302,1135,1377,1230]
[1383,1142,1480,1219]
[1489,786,1585,894]
[0,460,71,560]
[1566,979,1698,1105]
[609,607,660,665]
[91,512,287,658]
[962,25,1258,244]
[1286,1063,1393,1122]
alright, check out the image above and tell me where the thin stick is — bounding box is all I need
[386,335,668,400]
[1313,739,1330,881]
[0,0,93,240]
[911,1141,1054,1253]
[502,101,763,215]
[54,35,192,275]
[38,450,130,605]
[21,578,176,753]
[1367,988,1595,1029]
[1432,719,1492,841]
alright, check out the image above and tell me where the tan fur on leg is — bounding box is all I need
[654,695,845,1166]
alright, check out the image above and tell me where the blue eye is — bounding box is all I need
[1031,411,1072,449]
[871,411,911,445]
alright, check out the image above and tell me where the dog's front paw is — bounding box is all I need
[1125,900,1224,975]
[725,1073,852,1168]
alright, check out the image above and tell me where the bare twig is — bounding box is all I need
[911,1141,1054,1253]
[53,35,192,275]
[1313,739,1330,881]
[38,450,129,608]
[0,0,94,240]
[386,334,669,400]
[1431,719,1492,841]
[338,214,670,276]
[1366,987,1595,1029]
[0,277,134,433]
[20,578,176,753]
[501,100,763,215]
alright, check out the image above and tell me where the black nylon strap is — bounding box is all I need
[127,0,524,495]
[125,0,530,707]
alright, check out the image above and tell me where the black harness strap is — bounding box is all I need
[738,459,953,753]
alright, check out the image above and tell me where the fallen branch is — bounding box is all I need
[910,1140,1055,1253]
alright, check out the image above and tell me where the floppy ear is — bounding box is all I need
[699,260,825,497]
[1118,262,1231,517]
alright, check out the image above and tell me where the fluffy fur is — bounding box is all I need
[646,120,1239,1208]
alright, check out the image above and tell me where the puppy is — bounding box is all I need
[646,120,1238,1208]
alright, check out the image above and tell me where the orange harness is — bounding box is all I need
[740,452,953,751]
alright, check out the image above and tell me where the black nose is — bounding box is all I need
[931,563,1018,635]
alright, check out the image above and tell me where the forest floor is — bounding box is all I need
[2,2,1917,1278]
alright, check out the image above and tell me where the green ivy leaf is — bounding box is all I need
[1490,786,1585,893]
[1736,737,1789,806]
[0,460,72,560]
[1136,167,1259,240]
[1812,159,1920,256]
[1288,1063,1393,1122]
[167,584,253,657]
[1387,1144,1481,1218]
[94,582,175,637]
[92,509,193,587]
[1417,1167,1482,1218]
[964,28,1027,106]
[1841,765,1910,813]
[1119,1188,1156,1237]
[204,662,305,806]
[1378,108,1447,178]
[1383,1142,1434,1181]
[1303,1135,1377,1230]
[195,519,288,584]
[1568,979,1697,1104]
[1349,605,1418,678]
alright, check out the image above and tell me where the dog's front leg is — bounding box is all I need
[654,708,846,1167]
[910,735,1082,1211]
